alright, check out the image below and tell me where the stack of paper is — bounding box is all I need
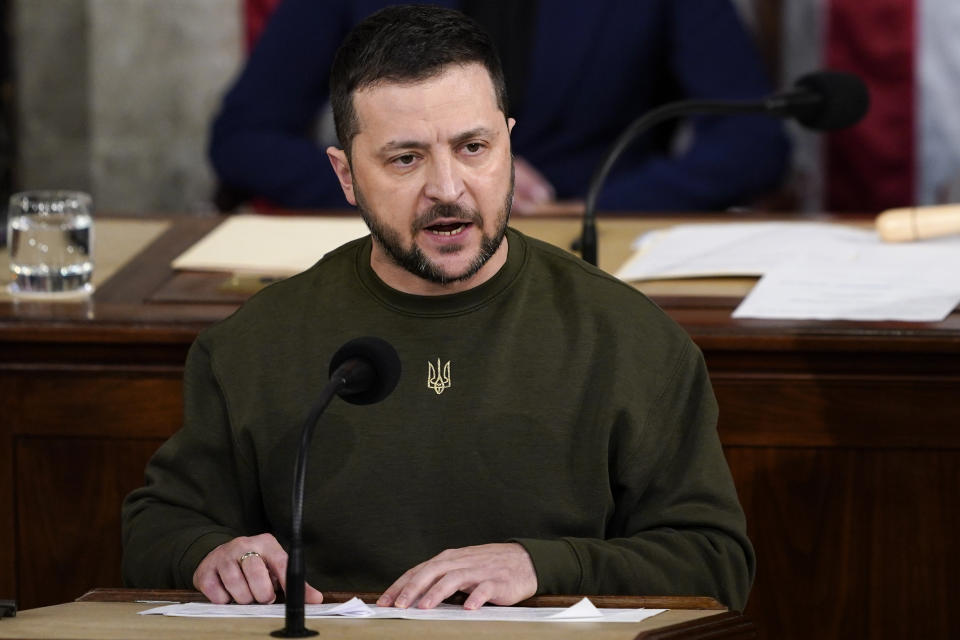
[140,596,667,623]
[172,214,370,276]
[615,222,960,321]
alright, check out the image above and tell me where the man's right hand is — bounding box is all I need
[192,533,324,605]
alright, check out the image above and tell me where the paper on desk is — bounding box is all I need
[139,597,373,618]
[733,240,960,321]
[171,214,370,276]
[615,221,960,321]
[139,596,666,623]
[615,222,875,281]
[544,596,605,619]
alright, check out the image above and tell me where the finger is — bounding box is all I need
[265,560,325,605]
[239,555,276,604]
[512,175,544,202]
[305,582,325,604]
[377,564,421,607]
[416,569,473,609]
[257,539,323,605]
[194,566,232,604]
[513,158,554,202]
[523,180,552,204]
[395,562,461,609]
[218,560,255,604]
[463,582,495,610]
[257,538,289,595]
[511,195,538,215]
[377,578,408,607]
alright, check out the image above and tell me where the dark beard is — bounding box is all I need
[354,168,514,286]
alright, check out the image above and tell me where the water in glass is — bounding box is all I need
[7,191,94,296]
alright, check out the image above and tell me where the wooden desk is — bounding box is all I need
[0,590,751,640]
[2,214,958,640]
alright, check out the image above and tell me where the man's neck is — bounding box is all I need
[370,236,509,296]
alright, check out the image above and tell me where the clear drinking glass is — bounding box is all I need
[6,190,95,297]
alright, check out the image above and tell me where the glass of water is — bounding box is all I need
[7,190,95,297]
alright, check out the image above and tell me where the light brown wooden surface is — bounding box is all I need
[0,601,741,640]
[0,219,169,302]
[517,216,758,298]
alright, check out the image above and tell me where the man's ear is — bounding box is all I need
[507,117,516,135]
[326,146,357,206]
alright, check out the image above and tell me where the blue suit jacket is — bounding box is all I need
[210,0,790,211]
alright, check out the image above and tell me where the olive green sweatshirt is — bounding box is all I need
[121,228,754,609]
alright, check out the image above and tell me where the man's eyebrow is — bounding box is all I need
[378,127,499,155]
[379,139,430,154]
[450,127,498,146]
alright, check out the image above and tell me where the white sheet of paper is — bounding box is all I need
[544,596,603,619]
[138,597,372,618]
[615,222,875,281]
[733,241,960,321]
[138,597,667,623]
[614,221,960,321]
[733,265,959,321]
[171,214,369,276]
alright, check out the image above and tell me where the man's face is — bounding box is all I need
[327,63,515,294]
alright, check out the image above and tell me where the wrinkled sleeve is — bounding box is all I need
[121,339,265,588]
[208,0,350,208]
[514,342,754,610]
[598,0,790,211]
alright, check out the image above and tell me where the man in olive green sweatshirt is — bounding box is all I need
[122,5,753,612]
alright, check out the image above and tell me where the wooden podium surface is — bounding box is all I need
[0,589,751,640]
[2,213,958,640]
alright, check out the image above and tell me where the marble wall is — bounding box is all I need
[14,0,242,213]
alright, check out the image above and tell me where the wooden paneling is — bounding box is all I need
[0,366,184,609]
[728,448,960,639]
[0,409,14,601]
[714,376,960,448]
[4,372,183,439]
[14,437,166,609]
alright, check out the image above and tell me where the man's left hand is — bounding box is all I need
[512,157,556,214]
[376,543,537,610]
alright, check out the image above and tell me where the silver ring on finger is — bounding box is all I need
[238,551,262,565]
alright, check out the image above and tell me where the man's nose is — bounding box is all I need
[423,153,464,203]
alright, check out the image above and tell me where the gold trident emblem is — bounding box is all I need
[427,359,451,395]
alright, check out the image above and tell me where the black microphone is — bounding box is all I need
[763,70,870,130]
[578,70,870,265]
[273,337,401,638]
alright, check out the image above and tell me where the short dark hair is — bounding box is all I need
[330,5,509,155]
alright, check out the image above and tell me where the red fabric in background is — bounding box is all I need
[825,0,915,212]
[245,0,284,50]
[245,0,287,212]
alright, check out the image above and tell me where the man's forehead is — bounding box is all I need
[351,64,502,142]
[355,62,497,100]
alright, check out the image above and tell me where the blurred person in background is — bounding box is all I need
[210,0,790,215]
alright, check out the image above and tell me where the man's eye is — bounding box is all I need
[464,142,483,154]
[393,154,416,166]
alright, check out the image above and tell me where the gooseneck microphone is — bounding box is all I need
[579,70,871,265]
[273,337,401,638]
[761,70,870,131]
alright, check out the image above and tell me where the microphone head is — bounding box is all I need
[328,336,401,405]
[792,70,870,130]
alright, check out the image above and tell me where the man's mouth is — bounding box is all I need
[424,221,470,236]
